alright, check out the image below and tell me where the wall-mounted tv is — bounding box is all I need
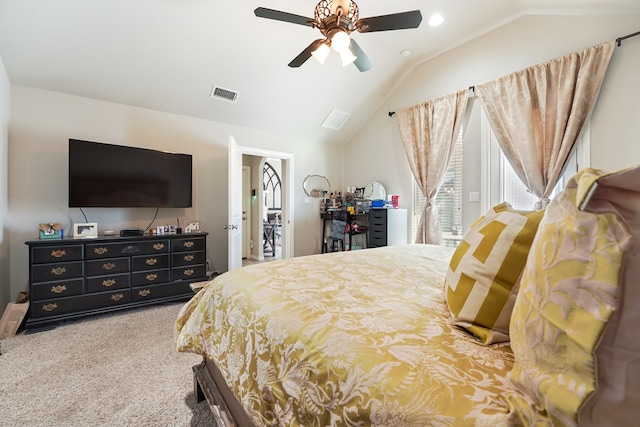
[68,139,193,208]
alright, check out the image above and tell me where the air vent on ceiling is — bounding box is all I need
[211,85,239,103]
[321,108,351,131]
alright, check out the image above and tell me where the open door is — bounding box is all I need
[227,136,243,271]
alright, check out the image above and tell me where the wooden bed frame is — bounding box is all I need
[193,357,255,427]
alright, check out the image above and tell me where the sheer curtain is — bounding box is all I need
[476,41,615,210]
[396,90,469,244]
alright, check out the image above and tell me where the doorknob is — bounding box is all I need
[224,224,238,230]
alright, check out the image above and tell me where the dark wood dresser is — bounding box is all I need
[25,232,208,330]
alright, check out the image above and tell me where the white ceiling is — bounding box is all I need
[1,0,638,145]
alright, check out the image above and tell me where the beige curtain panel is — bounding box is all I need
[475,40,616,210]
[396,90,469,244]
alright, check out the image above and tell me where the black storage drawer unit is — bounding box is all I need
[367,208,408,248]
[25,232,208,330]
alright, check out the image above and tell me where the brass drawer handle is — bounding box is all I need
[153,243,165,250]
[42,303,58,312]
[146,273,158,282]
[103,262,116,271]
[184,254,194,262]
[146,258,158,266]
[51,249,67,258]
[111,293,124,301]
[103,279,116,287]
[51,284,67,294]
[94,247,108,255]
[138,289,151,297]
[183,241,195,248]
[51,267,67,275]
[183,269,194,276]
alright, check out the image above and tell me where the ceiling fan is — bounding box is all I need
[254,0,422,72]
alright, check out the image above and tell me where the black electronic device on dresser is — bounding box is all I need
[25,232,208,331]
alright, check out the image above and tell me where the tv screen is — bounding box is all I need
[68,139,193,208]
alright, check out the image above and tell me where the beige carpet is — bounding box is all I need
[0,302,215,426]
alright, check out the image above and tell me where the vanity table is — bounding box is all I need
[320,212,369,253]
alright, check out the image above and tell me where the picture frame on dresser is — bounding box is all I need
[73,222,98,238]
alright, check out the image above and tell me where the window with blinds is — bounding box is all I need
[499,137,578,211]
[412,131,464,246]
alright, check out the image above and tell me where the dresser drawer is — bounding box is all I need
[32,261,84,283]
[368,209,387,221]
[131,281,192,302]
[172,237,205,252]
[131,269,170,287]
[85,257,130,276]
[132,254,170,271]
[86,273,130,293]
[367,223,387,234]
[30,290,131,319]
[172,251,205,267]
[86,242,147,259]
[369,235,387,248]
[32,245,83,264]
[172,264,206,281]
[31,278,84,300]
[135,240,170,255]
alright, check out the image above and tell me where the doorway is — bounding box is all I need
[228,137,294,271]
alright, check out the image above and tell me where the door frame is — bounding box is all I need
[228,138,294,271]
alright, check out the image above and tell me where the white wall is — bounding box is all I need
[345,14,640,238]
[0,57,10,310]
[7,86,343,301]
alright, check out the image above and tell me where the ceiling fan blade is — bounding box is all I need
[356,10,422,33]
[254,7,315,27]
[349,39,372,72]
[288,39,325,68]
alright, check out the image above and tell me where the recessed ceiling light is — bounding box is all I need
[429,13,444,27]
[401,49,412,57]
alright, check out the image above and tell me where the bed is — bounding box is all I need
[175,244,515,426]
[175,165,640,427]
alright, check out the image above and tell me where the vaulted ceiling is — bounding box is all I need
[1,0,638,145]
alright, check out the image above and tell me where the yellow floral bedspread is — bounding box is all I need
[175,244,515,426]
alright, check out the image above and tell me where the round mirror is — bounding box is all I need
[363,181,386,200]
[302,174,330,198]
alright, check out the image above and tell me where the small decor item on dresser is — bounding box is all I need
[390,195,400,208]
[185,221,201,233]
[39,222,63,240]
[73,222,98,238]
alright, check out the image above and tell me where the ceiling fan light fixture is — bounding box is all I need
[331,30,351,53]
[339,49,357,67]
[311,42,331,65]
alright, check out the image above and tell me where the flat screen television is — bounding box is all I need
[68,139,193,208]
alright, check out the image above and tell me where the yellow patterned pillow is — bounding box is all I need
[444,202,545,344]
[506,166,640,426]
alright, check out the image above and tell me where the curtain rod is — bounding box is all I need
[389,30,640,117]
[616,30,640,46]
[388,86,475,117]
